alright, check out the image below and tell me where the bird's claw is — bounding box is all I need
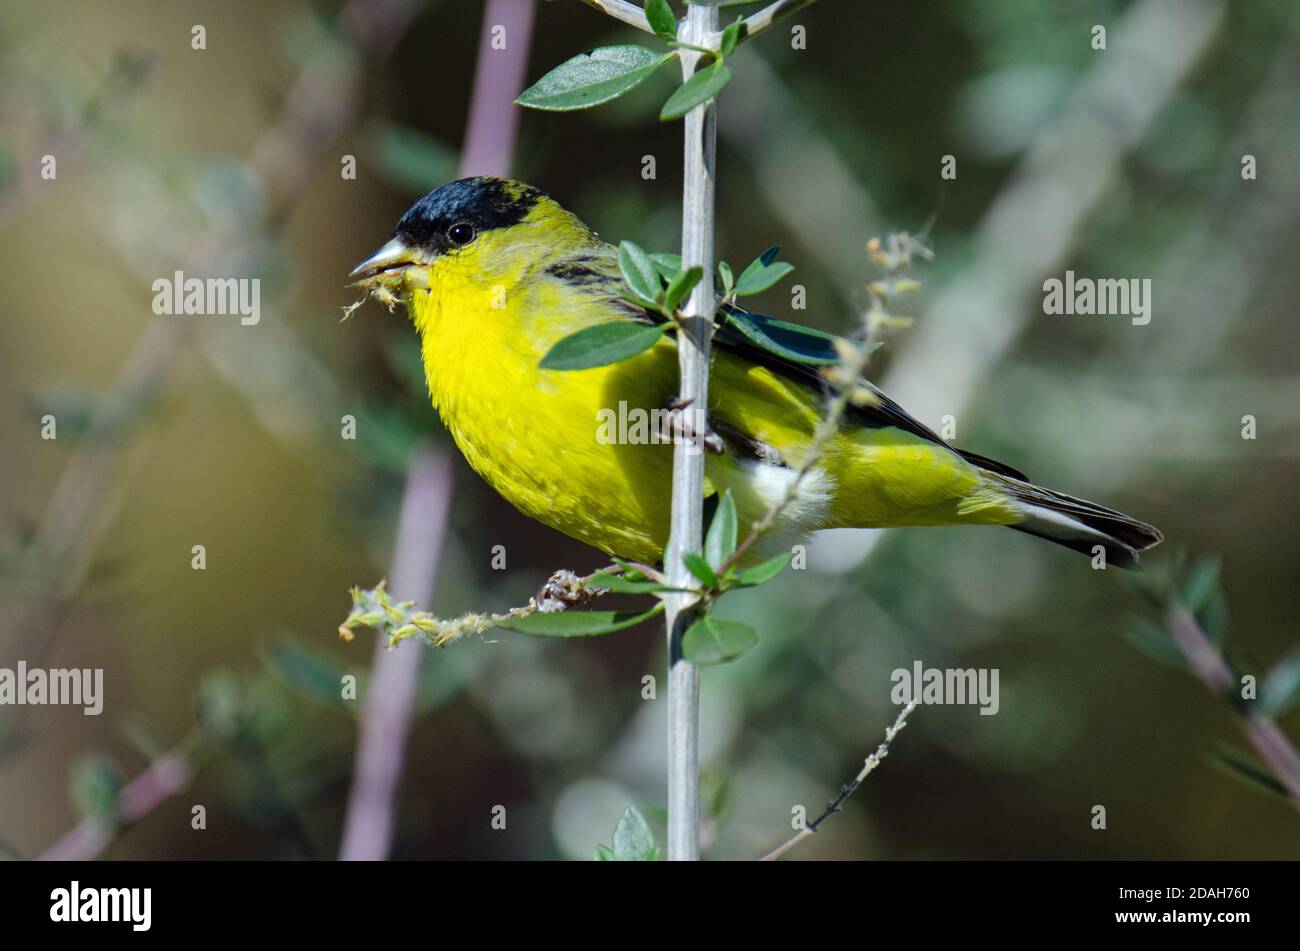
[535,569,599,613]
[660,397,724,455]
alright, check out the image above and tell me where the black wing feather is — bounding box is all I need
[549,260,1031,482]
[709,305,1032,481]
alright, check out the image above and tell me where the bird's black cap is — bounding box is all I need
[394,176,545,255]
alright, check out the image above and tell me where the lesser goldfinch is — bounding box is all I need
[350,177,1161,568]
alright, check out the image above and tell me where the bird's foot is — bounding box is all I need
[535,569,600,614]
[660,397,724,455]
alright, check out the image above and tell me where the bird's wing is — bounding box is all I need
[541,255,1029,482]
[710,304,1030,482]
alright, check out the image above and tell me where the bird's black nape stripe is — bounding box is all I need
[395,176,544,256]
[545,257,606,285]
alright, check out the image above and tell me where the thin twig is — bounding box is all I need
[876,0,1225,434]
[760,700,917,861]
[718,331,873,575]
[575,0,654,33]
[339,566,615,650]
[39,747,195,861]
[6,0,422,618]
[1165,605,1300,808]
[708,0,819,48]
[735,0,1226,583]
[719,236,922,575]
[0,52,152,231]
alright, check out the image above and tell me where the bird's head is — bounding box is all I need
[349,176,591,307]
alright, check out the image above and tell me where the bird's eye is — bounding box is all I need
[447,222,475,246]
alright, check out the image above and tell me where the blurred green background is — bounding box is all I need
[1,0,1298,860]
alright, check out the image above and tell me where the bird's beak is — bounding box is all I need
[349,237,423,288]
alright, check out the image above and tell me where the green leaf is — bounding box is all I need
[1210,744,1288,801]
[717,260,734,297]
[70,753,125,824]
[649,252,682,281]
[733,552,791,587]
[517,46,674,112]
[497,602,663,637]
[660,62,733,121]
[645,0,677,40]
[683,615,759,666]
[733,253,794,296]
[618,240,662,304]
[588,570,678,594]
[1124,617,1187,671]
[594,843,617,861]
[722,309,842,364]
[539,321,669,371]
[720,16,743,56]
[738,262,794,295]
[704,490,738,568]
[610,556,648,581]
[1179,553,1221,614]
[260,636,356,713]
[664,266,703,313]
[1196,587,1230,647]
[612,806,659,861]
[1261,642,1300,718]
[682,552,718,588]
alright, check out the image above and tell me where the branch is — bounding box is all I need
[720,233,929,575]
[576,0,655,34]
[338,566,613,649]
[738,0,1226,579]
[719,335,868,575]
[708,0,819,48]
[760,700,917,861]
[338,448,453,860]
[1164,604,1300,808]
[6,0,422,617]
[0,52,152,232]
[39,748,195,861]
[337,0,536,861]
[878,0,1224,432]
[9,0,422,863]
[661,1,721,863]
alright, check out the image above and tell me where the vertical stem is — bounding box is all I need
[339,0,535,859]
[664,2,719,862]
[339,447,452,859]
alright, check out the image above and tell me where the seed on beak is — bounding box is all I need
[349,237,427,288]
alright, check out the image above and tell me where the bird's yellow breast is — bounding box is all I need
[412,250,683,562]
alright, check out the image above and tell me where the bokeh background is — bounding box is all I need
[1,0,1298,860]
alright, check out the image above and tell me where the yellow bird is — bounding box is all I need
[350,177,1161,569]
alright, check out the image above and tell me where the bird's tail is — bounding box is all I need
[985,472,1163,570]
